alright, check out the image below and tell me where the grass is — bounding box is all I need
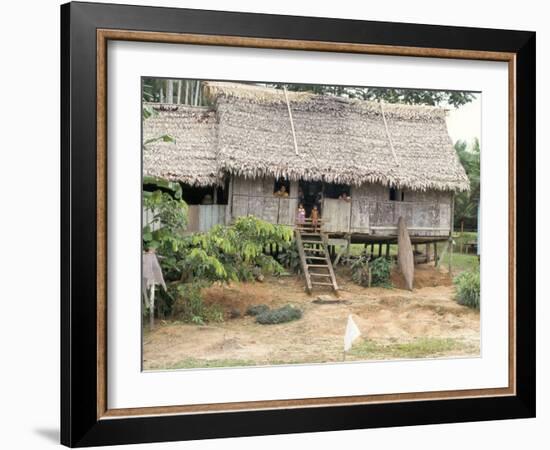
[349,232,479,274]
[348,337,474,360]
[148,358,259,370]
[146,338,477,370]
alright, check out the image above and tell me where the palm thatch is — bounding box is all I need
[143,105,219,186]
[143,82,469,191]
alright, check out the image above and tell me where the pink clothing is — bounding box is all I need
[296,209,306,225]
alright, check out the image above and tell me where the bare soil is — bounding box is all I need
[143,264,479,370]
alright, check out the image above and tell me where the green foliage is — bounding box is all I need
[143,134,175,149]
[145,209,293,323]
[454,138,480,230]
[255,305,303,325]
[171,282,224,324]
[454,270,480,309]
[277,239,302,274]
[246,304,270,316]
[266,83,475,107]
[180,216,292,284]
[142,190,188,256]
[351,256,393,288]
[370,257,393,287]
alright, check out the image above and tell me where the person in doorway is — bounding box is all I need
[296,204,306,226]
[310,205,320,232]
[314,191,323,215]
[339,192,351,202]
[274,185,289,197]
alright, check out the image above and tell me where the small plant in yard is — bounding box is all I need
[171,282,224,324]
[370,257,393,287]
[454,270,480,309]
[255,305,303,325]
[351,256,393,288]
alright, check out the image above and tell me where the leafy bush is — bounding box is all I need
[350,256,393,288]
[277,239,301,274]
[370,257,393,287]
[171,282,224,324]
[454,270,480,309]
[255,305,303,325]
[246,304,270,316]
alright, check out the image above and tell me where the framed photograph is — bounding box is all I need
[61,1,535,447]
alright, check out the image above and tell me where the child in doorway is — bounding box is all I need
[296,204,306,226]
[310,205,319,232]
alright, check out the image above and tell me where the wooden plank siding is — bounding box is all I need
[224,177,453,236]
[322,199,351,232]
[230,176,299,226]
[199,205,226,232]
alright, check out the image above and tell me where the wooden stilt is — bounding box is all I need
[426,243,432,262]
[386,243,390,258]
[434,242,438,265]
[378,243,382,257]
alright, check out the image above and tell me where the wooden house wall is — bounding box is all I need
[222,177,454,237]
[230,176,298,226]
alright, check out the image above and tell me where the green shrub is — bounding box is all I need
[351,256,393,288]
[255,305,302,324]
[277,240,302,274]
[454,270,480,309]
[370,257,393,287]
[246,304,270,316]
[171,282,224,324]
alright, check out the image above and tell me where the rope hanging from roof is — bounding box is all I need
[283,86,300,156]
[380,101,400,167]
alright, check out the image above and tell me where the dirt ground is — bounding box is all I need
[143,264,480,370]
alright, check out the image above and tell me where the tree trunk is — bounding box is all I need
[397,216,414,291]
[194,80,200,105]
[176,80,182,104]
[166,79,174,104]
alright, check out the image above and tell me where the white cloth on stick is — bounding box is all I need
[343,314,361,352]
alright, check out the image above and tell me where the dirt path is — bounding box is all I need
[143,265,480,370]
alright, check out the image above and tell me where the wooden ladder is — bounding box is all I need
[295,219,339,294]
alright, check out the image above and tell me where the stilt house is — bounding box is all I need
[143,82,469,292]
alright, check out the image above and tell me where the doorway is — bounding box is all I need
[298,180,323,217]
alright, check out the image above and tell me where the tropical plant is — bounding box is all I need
[454,270,480,309]
[351,256,393,288]
[149,215,293,324]
[265,83,475,107]
[369,257,393,287]
[277,239,302,274]
[454,138,480,231]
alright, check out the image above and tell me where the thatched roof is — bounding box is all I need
[143,82,469,191]
[143,105,219,186]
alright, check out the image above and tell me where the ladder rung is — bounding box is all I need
[309,273,331,277]
[304,248,325,253]
[307,264,329,268]
[311,281,334,286]
[305,256,326,260]
[303,240,323,244]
